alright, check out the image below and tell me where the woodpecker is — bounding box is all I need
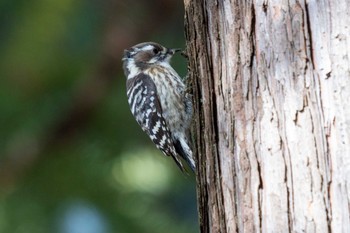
[122,42,195,172]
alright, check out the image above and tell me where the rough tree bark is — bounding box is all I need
[184,0,350,232]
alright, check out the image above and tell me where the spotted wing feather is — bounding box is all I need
[126,73,185,171]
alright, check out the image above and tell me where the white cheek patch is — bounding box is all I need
[148,57,159,64]
[127,60,141,78]
[159,60,173,68]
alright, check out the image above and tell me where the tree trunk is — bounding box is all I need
[184,0,350,232]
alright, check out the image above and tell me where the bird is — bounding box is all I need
[122,42,195,172]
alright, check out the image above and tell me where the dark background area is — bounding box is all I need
[0,0,198,232]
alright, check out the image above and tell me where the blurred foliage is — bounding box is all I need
[0,0,198,232]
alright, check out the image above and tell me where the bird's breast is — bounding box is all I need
[146,67,187,132]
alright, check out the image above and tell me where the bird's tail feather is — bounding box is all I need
[174,138,195,172]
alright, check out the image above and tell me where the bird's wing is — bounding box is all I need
[126,73,185,171]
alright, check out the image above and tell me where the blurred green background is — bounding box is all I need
[0,0,198,232]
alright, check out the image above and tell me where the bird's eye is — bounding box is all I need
[153,48,160,54]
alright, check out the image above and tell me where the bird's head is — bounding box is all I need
[122,42,181,71]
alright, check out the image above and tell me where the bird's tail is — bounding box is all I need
[174,137,196,172]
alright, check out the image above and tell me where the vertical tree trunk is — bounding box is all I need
[184,0,350,232]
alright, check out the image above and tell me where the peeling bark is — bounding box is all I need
[184,0,350,232]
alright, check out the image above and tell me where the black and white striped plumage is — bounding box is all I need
[122,42,195,172]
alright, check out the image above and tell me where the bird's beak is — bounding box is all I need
[168,48,182,55]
